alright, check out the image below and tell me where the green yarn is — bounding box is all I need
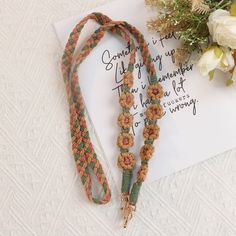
[78,142,84,150]
[121,128,130,133]
[130,182,142,205]
[141,160,148,165]
[150,74,158,84]
[123,85,130,93]
[122,107,130,113]
[151,99,161,105]
[120,148,129,153]
[121,169,133,193]
[128,64,134,72]
[144,139,154,145]
[81,175,86,184]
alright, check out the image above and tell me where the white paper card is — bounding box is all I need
[54,0,236,183]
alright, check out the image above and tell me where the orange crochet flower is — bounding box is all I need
[137,165,148,182]
[140,144,155,161]
[123,72,134,88]
[117,113,134,128]
[143,125,160,140]
[145,104,163,120]
[147,83,164,100]
[117,133,134,149]
[119,93,134,108]
[118,153,135,170]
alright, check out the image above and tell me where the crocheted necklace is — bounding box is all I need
[61,12,164,228]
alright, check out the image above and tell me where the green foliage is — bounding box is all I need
[174,0,209,52]
[155,0,232,54]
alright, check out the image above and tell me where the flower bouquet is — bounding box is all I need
[146,0,236,85]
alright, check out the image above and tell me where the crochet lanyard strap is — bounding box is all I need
[61,13,160,207]
[62,14,136,205]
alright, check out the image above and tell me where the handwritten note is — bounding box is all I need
[101,32,198,133]
[54,0,236,184]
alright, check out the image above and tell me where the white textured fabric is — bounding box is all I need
[0,0,236,235]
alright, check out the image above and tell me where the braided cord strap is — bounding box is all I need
[61,13,136,204]
[61,12,164,226]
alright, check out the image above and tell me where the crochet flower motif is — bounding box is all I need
[119,93,134,108]
[140,144,155,161]
[137,165,148,182]
[118,113,134,128]
[143,124,160,140]
[123,72,134,88]
[118,153,135,170]
[145,104,163,120]
[147,83,164,100]
[117,133,134,149]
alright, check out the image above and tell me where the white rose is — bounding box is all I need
[197,47,235,76]
[197,48,222,76]
[207,9,236,49]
